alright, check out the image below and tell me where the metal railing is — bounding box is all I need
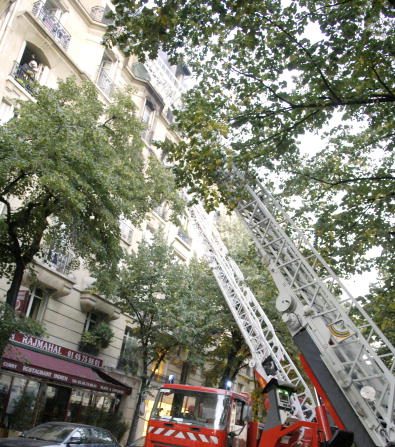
[32,1,71,50]
[43,248,73,275]
[10,61,36,95]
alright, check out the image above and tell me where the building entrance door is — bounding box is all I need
[37,384,71,424]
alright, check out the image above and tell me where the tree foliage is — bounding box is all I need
[0,303,44,355]
[0,78,183,308]
[95,233,224,441]
[107,0,394,335]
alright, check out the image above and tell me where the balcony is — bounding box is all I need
[80,290,121,321]
[10,61,37,95]
[43,248,73,275]
[32,1,71,50]
[23,255,75,299]
[97,69,114,97]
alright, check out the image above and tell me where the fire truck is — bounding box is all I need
[142,178,395,447]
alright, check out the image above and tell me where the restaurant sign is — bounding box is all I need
[10,333,103,368]
[1,358,125,394]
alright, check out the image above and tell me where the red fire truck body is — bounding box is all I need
[144,383,252,447]
[142,382,342,447]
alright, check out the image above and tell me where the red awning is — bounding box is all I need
[1,344,130,395]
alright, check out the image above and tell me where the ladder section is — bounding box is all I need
[190,204,315,421]
[236,179,395,446]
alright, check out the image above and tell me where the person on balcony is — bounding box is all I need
[21,55,39,81]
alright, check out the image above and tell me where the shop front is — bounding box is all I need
[0,334,131,436]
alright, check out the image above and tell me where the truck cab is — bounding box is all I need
[144,384,251,447]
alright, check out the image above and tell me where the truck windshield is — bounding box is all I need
[151,388,230,430]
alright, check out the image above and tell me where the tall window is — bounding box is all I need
[26,287,47,321]
[120,218,133,245]
[117,327,139,374]
[142,100,155,127]
[97,52,116,97]
[42,0,66,20]
[0,100,13,124]
[141,100,156,143]
[83,312,99,332]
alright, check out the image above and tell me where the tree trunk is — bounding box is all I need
[127,377,147,444]
[180,361,190,384]
[218,331,246,389]
[6,260,26,309]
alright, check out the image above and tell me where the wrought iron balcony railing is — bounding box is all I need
[32,1,71,50]
[10,61,37,95]
[43,248,73,275]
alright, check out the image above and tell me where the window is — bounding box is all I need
[69,427,90,443]
[141,100,156,143]
[0,100,13,124]
[12,44,50,93]
[118,327,140,373]
[44,245,73,274]
[151,389,230,430]
[233,399,245,426]
[26,287,47,321]
[0,373,13,423]
[42,0,66,20]
[84,311,99,332]
[120,218,133,244]
[97,52,116,97]
[69,389,120,422]
[119,327,133,359]
[142,100,155,126]
[0,201,7,216]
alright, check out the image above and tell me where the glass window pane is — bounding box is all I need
[6,377,27,414]
[151,389,230,430]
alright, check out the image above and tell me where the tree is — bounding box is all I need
[0,78,183,309]
[106,0,394,336]
[95,233,224,442]
[0,302,43,355]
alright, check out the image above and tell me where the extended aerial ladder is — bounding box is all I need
[191,203,315,422]
[189,177,395,447]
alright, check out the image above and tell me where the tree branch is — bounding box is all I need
[291,171,395,187]
[371,66,395,98]
[259,13,342,103]
[230,66,296,107]
[0,171,28,197]
[238,109,320,149]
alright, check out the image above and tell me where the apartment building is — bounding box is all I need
[0,0,253,442]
